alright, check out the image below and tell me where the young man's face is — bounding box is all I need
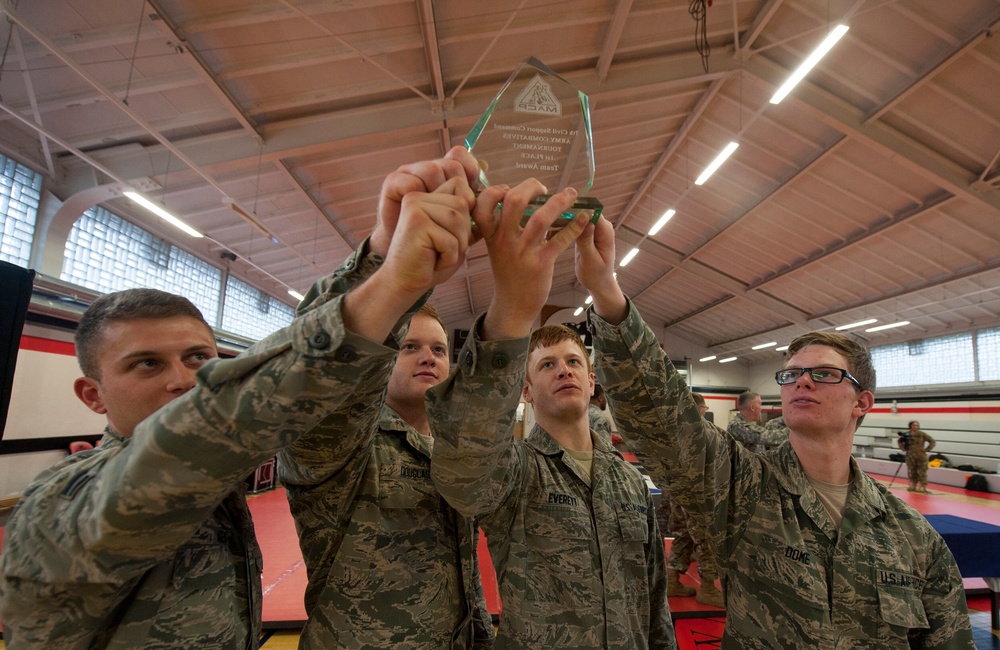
[523,338,595,423]
[780,344,872,439]
[386,312,449,408]
[74,316,218,439]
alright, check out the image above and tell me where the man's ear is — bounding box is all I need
[522,382,533,405]
[853,390,875,419]
[74,377,108,415]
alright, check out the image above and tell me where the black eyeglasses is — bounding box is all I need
[775,367,863,390]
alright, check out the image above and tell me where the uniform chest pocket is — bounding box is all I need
[378,463,439,510]
[745,534,828,611]
[617,509,648,543]
[876,568,929,631]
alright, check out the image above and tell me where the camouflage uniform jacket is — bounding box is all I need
[0,285,400,650]
[429,323,676,650]
[726,412,769,453]
[276,240,494,650]
[590,300,975,649]
[588,403,613,443]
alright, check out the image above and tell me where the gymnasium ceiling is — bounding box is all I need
[1,0,999,364]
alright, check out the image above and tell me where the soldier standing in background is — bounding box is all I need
[726,391,769,452]
[899,420,936,493]
[588,382,614,444]
[664,392,724,609]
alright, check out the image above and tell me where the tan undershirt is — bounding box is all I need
[564,447,594,479]
[806,472,854,530]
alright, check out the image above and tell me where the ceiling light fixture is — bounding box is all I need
[835,318,877,331]
[288,289,305,301]
[719,356,738,363]
[694,142,739,185]
[770,24,850,105]
[648,209,676,236]
[573,306,584,317]
[699,355,717,362]
[865,321,910,333]
[585,295,593,305]
[752,341,777,350]
[124,191,202,238]
[620,247,640,267]
[775,345,789,352]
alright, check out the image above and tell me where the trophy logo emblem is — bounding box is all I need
[514,75,562,116]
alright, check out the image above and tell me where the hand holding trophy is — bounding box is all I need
[465,57,602,229]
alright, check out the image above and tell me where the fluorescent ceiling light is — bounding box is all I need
[752,341,777,350]
[573,306,584,317]
[865,321,910,333]
[775,345,789,352]
[770,24,850,105]
[125,191,202,238]
[288,290,305,301]
[619,247,640,267]
[719,356,738,363]
[835,318,877,331]
[694,142,739,185]
[699,355,717,362]
[648,209,676,236]
[585,295,593,305]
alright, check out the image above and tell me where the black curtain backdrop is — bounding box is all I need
[0,261,35,438]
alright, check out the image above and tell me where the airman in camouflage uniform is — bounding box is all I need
[726,392,769,452]
[900,420,937,493]
[585,253,975,647]
[275,147,500,649]
[431,213,676,649]
[0,280,404,648]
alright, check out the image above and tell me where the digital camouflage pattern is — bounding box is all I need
[590,300,975,649]
[588,403,613,444]
[726,412,769,453]
[665,496,718,582]
[0,279,400,649]
[277,238,494,650]
[763,416,791,449]
[429,324,676,650]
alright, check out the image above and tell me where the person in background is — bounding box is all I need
[726,390,769,452]
[588,382,614,444]
[663,392,724,609]
[899,420,936,493]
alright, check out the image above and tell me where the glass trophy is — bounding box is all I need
[465,56,602,228]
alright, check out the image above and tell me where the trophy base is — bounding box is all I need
[521,195,603,228]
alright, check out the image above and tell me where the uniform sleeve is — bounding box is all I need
[589,300,763,550]
[277,238,429,487]
[7,291,396,574]
[924,432,936,453]
[428,316,528,519]
[911,535,976,649]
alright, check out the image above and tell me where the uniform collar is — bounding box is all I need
[770,442,887,535]
[380,404,432,457]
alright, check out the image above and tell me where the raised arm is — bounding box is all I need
[430,183,588,517]
[577,217,762,539]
